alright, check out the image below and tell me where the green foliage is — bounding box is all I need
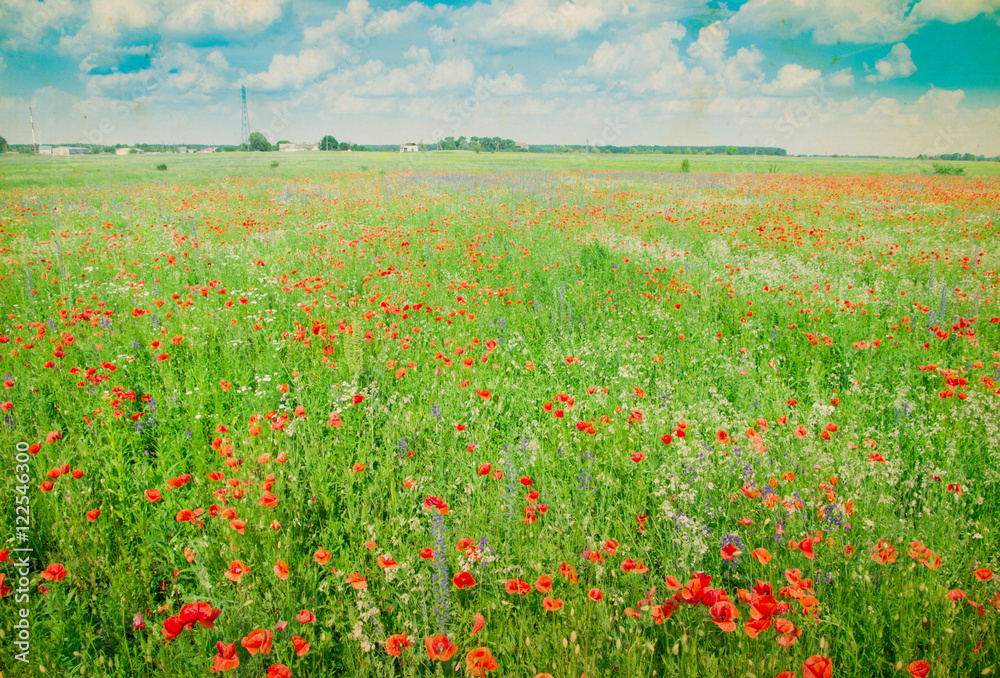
[319,135,339,151]
[270,160,279,169]
[726,145,738,155]
[0,135,7,153]
[0,163,998,677]
[932,163,965,176]
[155,163,167,171]
[248,132,271,152]
[680,158,691,173]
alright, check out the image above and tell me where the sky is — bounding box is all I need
[0,0,998,155]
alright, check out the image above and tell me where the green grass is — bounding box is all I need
[2,151,999,191]
[0,158,998,677]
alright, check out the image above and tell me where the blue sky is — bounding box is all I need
[0,0,998,155]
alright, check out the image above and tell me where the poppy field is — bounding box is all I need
[1,155,1000,678]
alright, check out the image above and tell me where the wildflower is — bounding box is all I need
[505,579,531,596]
[802,655,832,678]
[241,629,273,655]
[386,632,412,657]
[425,634,458,661]
[908,660,931,678]
[454,571,476,589]
[224,561,249,582]
[466,647,499,676]
[291,637,310,657]
[210,641,240,673]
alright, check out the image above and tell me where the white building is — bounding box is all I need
[399,143,419,153]
[278,143,319,152]
[196,147,217,153]
[37,145,52,155]
[115,147,142,155]
[52,146,90,156]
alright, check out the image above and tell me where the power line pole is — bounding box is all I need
[240,85,250,148]
[29,107,38,154]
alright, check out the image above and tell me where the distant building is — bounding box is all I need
[196,147,217,154]
[515,141,530,150]
[176,146,188,154]
[399,143,419,153]
[52,146,90,156]
[37,145,52,155]
[278,143,319,152]
[115,147,142,155]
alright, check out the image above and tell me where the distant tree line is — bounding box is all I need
[918,153,995,162]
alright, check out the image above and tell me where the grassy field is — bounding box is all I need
[1,150,998,190]
[1,154,999,677]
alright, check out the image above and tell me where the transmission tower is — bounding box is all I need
[29,106,39,153]
[240,85,250,148]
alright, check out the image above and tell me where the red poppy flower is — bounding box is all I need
[588,588,604,602]
[466,647,499,676]
[296,609,315,624]
[225,560,249,582]
[386,632,412,657]
[292,636,310,657]
[559,561,578,583]
[40,563,68,582]
[709,600,739,632]
[802,655,832,678]
[242,629,273,655]
[86,509,101,522]
[314,548,332,564]
[505,578,531,596]
[907,660,930,678]
[454,571,476,589]
[975,568,994,582]
[266,665,292,678]
[425,634,458,661]
[210,641,240,673]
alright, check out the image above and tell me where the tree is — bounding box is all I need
[319,135,338,151]
[338,141,350,151]
[0,135,7,153]
[248,132,271,152]
[726,145,738,155]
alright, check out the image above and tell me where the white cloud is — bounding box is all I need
[909,0,1000,24]
[162,0,287,35]
[83,43,229,101]
[576,22,688,94]
[1,0,83,51]
[244,48,339,91]
[433,0,622,47]
[829,68,854,87]
[728,0,912,44]
[865,42,916,83]
[687,21,728,71]
[762,63,822,95]
[476,71,527,95]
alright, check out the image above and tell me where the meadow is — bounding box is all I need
[1,152,999,678]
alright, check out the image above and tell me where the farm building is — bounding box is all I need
[37,145,52,154]
[399,143,419,152]
[115,147,142,155]
[52,146,90,155]
[278,143,319,152]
